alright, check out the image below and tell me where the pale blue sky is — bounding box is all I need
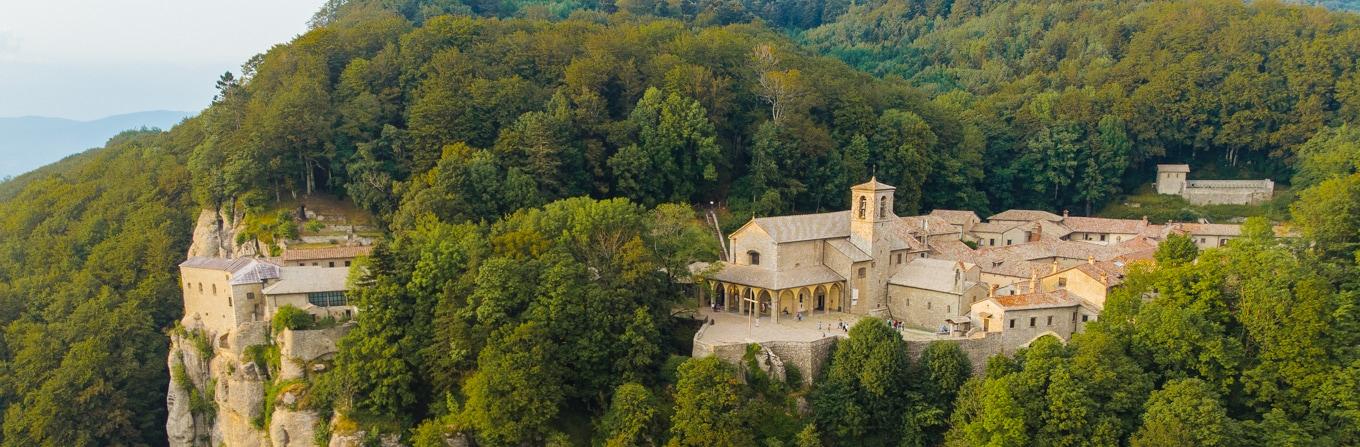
[0,0,321,120]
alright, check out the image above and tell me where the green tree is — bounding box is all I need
[1154,233,1199,266]
[811,318,914,446]
[600,382,661,447]
[463,322,564,446]
[668,357,756,447]
[1129,379,1234,447]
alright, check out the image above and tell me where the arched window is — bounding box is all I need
[748,250,761,265]
[878,196,887,218]
[857,196,867,219]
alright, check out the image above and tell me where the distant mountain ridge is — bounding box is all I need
[0,110,191,178]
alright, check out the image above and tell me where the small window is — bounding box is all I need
[1009,319,1015,328]
[878,196,887,218]
[247,292,255,300]
[858,196,867,219]
[1046,316,1053,326]
[212,284,217,295]
[858,268,866,278]
[313,262,319,266]
[1058,277,1067,288]
[927,302,932,310]
[906,299,911,306]
[227,296,232,306]
[989,238,996,246]
[1082,314,1089,322]
[1006,239,1012,245]
[748,251,761,266]
[946,305,951,313]
[328,261,336,268]
[344,260,351,267]
[920,253,926,258]
[1029,317,1036,327]
[1099,234,1107,241]
[198,283,202,293]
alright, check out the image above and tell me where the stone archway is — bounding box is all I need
[778,290,794,316]
[813,285,826,313]
[828,283,843,312]
[757,289,773,318]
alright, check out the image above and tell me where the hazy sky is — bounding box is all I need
[0,0,321,120]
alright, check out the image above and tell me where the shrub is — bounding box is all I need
[273,305,313,332]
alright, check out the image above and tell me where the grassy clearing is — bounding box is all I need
[1096,184,1294,224]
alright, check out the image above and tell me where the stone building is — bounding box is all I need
[969,287,1092,345]
[701,177,1253,353]
[707,178,953,321]
[1156,164,1274,205]
[280,245,372,268]
[886,258,987,331]
[262,266,356,322]
[179,257,280,335]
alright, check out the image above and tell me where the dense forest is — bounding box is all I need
[2,0,1360,445]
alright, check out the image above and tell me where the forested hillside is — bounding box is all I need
[0,0,1359,445]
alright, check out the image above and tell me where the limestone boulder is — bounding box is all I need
[270,408,321,447]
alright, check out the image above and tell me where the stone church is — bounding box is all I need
[706,178,973,324]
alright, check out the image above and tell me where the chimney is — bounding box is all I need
[1100,271,1109,285]
[1029,269,1039,293]
[1087,255,1095,265]
[1141,215,1149,225]
[1051,259,1059,274]
[1063,209,1069,218]
[989,283,999,298]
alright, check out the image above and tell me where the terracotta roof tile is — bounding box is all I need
[281,245,374,262]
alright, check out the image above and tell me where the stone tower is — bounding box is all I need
[1156,164,1190,195]
[849,177,896,314]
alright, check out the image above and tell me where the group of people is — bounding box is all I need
[885,318,906,331]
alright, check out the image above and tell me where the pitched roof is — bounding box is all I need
[1174,223,1242,237]
[971,221,1025,234]
[1158,164,1191,172]
[1062,216,1148,234]
[180,257,281,285]
[707,263,845,290]
[898,215,958,236]
[281,245,374,262]
[988,209,1063,222]
[261,267,350,295]
[826,238,873,262]
[888,258,975,293]
[991,289,1081,311]
[749,211,851,243]
[851,177,896,190]
[929,209,980,226]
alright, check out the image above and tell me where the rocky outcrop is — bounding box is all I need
[187,208,259,259]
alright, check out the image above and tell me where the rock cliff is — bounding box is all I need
[168,208,351,447]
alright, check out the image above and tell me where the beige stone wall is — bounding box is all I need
[1040,270,1108,309]
[990,307,1080,346]
[905,336,1007,375]
[730,225,777,268]
[1188,234,1235,249]
[277,324,351,381]
[776,240,823,271]
[888,285,966,330]
[181,267,240,336]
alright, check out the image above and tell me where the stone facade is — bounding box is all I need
[1157,164,1274,205]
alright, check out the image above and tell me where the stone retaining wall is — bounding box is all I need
[277,323,351,380]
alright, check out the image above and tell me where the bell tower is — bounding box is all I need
[849,177,896,314]
[850,177,896,244]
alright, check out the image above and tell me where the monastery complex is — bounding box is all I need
[178,245,372,336]
[697,177,1257,360]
